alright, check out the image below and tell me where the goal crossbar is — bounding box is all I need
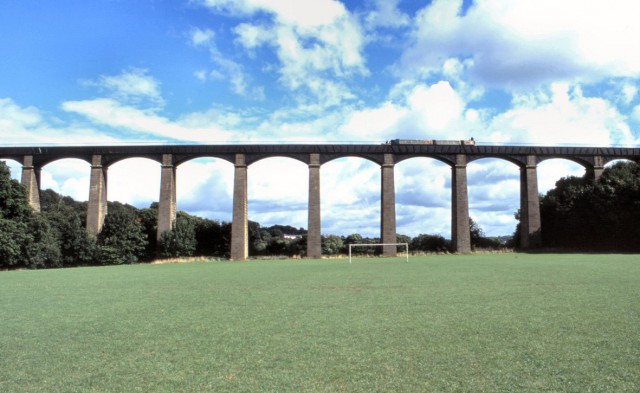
[348,243,409,264]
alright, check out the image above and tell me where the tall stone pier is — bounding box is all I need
[231,154,248,260]
[380,154,397,256]
[5,143,637,256]
[21,155,41,212]
[86,154,108,235]
[520,155,541,248]
[307,153,322,259]
[451,154,471,253]
[157,154,177,241]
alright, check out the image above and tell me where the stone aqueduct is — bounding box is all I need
[2,143,639,260]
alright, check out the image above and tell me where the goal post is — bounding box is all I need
[348,243,409,264]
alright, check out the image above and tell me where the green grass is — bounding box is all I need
[1,254,639,392]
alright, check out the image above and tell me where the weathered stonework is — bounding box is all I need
[230,154,248,261]
[86,154,107,235]
[4,143,638,255]
[20,155,41,212]
[520,155,541,248]
[381,154,397,256]
[307,153,322,259]
[451,154,471,253]
[157,154,177,241]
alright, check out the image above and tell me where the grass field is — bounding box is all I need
[1,254,639,392]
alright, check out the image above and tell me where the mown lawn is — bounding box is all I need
[1,254,639,392]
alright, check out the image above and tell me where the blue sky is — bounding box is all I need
[1,0,640,238]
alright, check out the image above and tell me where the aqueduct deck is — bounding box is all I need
[2,143,639,260]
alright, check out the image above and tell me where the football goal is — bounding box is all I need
[348,243,409,264]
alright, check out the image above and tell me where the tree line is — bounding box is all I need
[11,159,593,270]
[534,161,640,251]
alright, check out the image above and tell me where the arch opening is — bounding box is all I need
[1,159,23,182]
[108,158,161,209]
[467,158,520,240]
[40,158,91,202]
[321,157,381,238]
[395,157,451,238]
[176,157,234,222]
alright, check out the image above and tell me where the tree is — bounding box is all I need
[410,234,450,253]
[40,192,97,266]
[535,161,640,251]
[469,217,502,250]
[321,235,343,255]
[158,213,197,258]
[97,207,148,264]
[0,161,61,268]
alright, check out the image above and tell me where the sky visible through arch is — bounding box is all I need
[1,0,639,238]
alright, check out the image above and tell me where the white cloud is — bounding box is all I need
[108,158,161,208]
[83,68,164,107]
[621,83,638,105]
[234,23,272,49]
[340,80,475,141]
[364,0,410,29]
[177,158,234,221]
[487,83,634,145]
[190,27,215,46]
[40,159,91,201]
[633,104,640,122]
[199,0,367,107]
[0,98,120,146]
[199,0,347,29]
[401,0,640,88]
[61,98,234,142]
[189,27,262,98]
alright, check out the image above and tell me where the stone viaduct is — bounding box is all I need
[2,143,639,260]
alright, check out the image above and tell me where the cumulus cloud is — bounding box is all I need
[363,0,410,29]
[400,0,640,88]
[340,80,479,141]
[486,83,634,145]
[197,0,367,107]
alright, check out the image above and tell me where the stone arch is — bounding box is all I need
[40,158,92,202]
[537,158,587,195]
[174,157,234,223]
[107,157,161,210]
[102,154,162,168]
[246,157,309,256]
[320,156,382,238]
[0,158,23,181]
[394,156,452,238]
[321,154,383,166]
[394,154,456,167]
[603,158,638,167]
[466,157,521,240]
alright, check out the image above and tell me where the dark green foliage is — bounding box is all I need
[410,233,451,252]
[23,213,62,268]
[0,217,30,267]
[321,235,343,255]
[41,193,97,266]
[264,224,306,237]
[1,162,60,268]
[539,161,640,251]
[470,217,503,250]
[194,218,230,257]
[0,161,31,221]
[97,207,148,264]
[158,213,197,258]
[137,204,158,258]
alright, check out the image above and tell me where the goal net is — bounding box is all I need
[348,243,409,264]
